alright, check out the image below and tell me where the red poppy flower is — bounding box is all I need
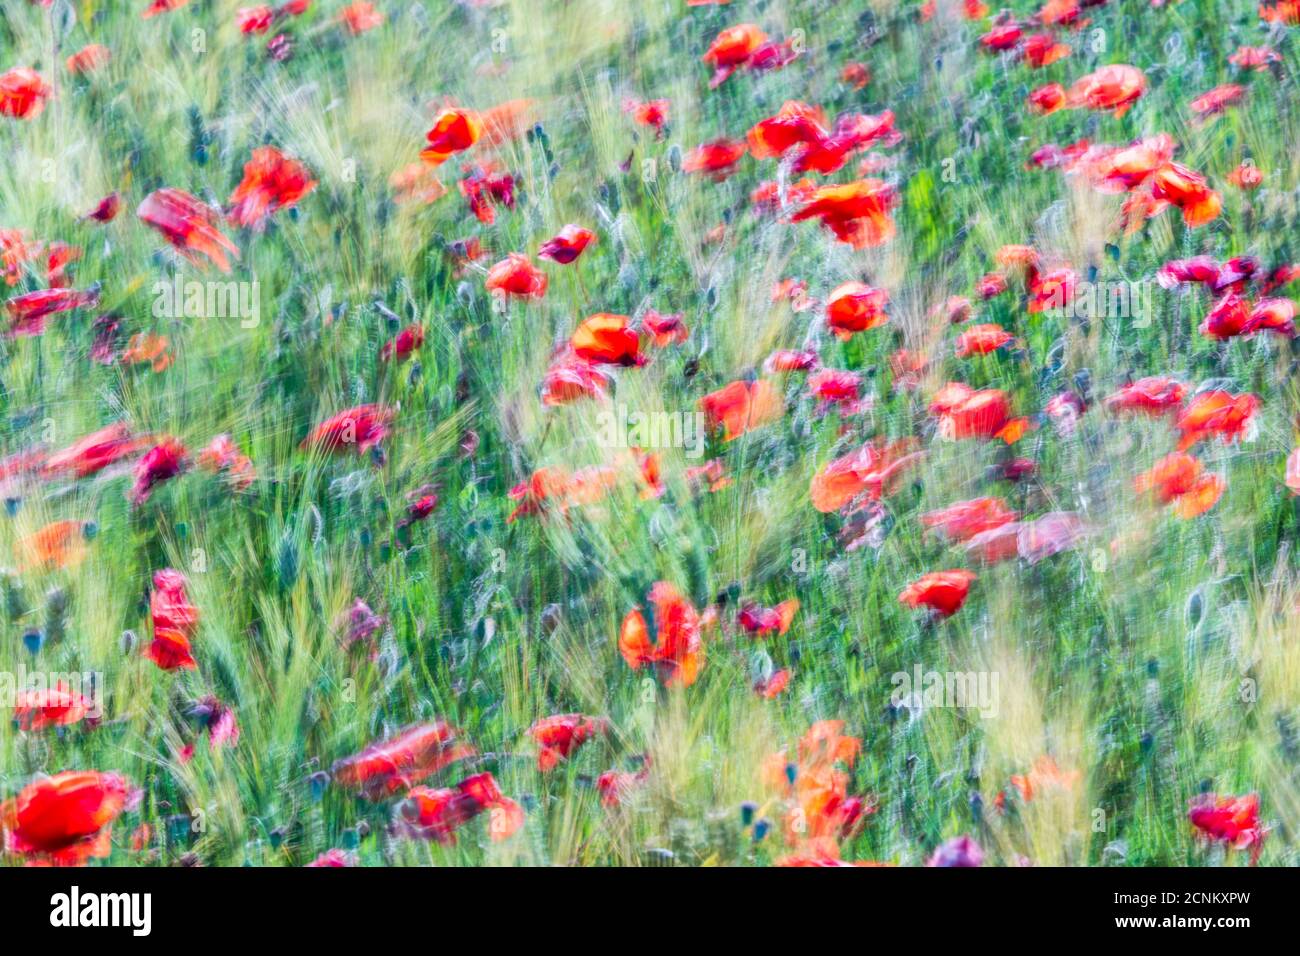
[400,773,523,844]
[131,437,188,506]
[16,518,89,574]
[1134,452,1224,517]
[333,722,476,797]
[596,764,650,807]
[196,434,255,490]
[764,349,820,373]
[146,568,199,671]
[623,97,669,137]
[338,1,384,34]
[421,107,482,166]
[1175,390,1259,451]
[1022,33,1070,68]
[143,0,190,17]
[227,146,317,229]
[5,286,101,337]
[14,682,95,731]
[301,404,393,454]
[702,23,767,88]
[791,179,897,249]
[619,581,704,687]
[458,162,515,224]
[540,357,610,406]
[922,497,1018,542]
[979,23,1023,51]
[137,188,240,273]
[931,383,1027,442]
[571,313,643,366]
[1150,162,1222,228]
[955,323,1014,357]
[1188,793,1264,861]
[699,379,782,441]
[825,282,889,340]
[1227,162,1263,191]
[809,439,923,513]
[1,771,132,865]
[642,309,688,347]
[0,67,51,119]
[682,139,747,179]
[975,272,1008,299]
[1103,376,1186,415]
[1287,447,1300,495]
[1190,84,1245,117]
[1028,267,1077,313]
[899,570,976,617]
[1066,64,1146,117]
[737,598,800,637]
[380,324,425,361]
[1156,255,1221,289]
[808,369,864,409]
[83,192,121,223]
[1229,46,1279,70]
[1028,82,1067,114]
[236,5,274,33]
[527,714,608,771]
[485,253,547,299]
[840,62,871,90]
[538,224,596,264]
[42,423,152,479]
[66,44,111,75]
[755,668,792,699]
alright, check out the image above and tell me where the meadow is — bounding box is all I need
[0,0,1297,867]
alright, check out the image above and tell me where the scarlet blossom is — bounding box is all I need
[540,357,610,406]
[506,465,618,522]
[746,101,828,161]
[1201,293,1296,340]
[767,721,870,859]
[1134,452,1224,518]
[1228,163,1263,191]
[458,162,515,224]
[338,1,384,34]
[808,369,865,410]
[764,349,819,374]
[1028,267,1077,313]
[83,193,121,223]
[5,286,101,338]
[1103,376,1186,415]
[146,568,199,671]
[236,5,274,33]
[955,323,1014,357]
[841,62,871,90]
[596,763,650,807]
[642,309,687,347]
[301,404,393,454]
[1081,135,1175,192]
[1,771,132,865]
[921,497,1018,543]
[17,520,89,574]
[754,668,792,699]
[809,439,923,513]
[538,224,596,264]
[623,98,669,137]
[1175,390,1259,451]
[400,773,523,844]
[620,582,704,687]
[402,488,439,525]
[306,849,356,867]
[196,434,255,490]
[975,272,1008,299]
[332,722,475,798]
[1156,255,1222,290]
[1150,162,1221,228]
[931,383,1028,442]
[899,569,976,617]
[1028,138,1091,170]
[979,23,1023,51]
[66,44,110,75]
[13,680,95,731]
[1028,82,1067,114]
[137,188,240,273]
[527,714,608,771]
[142,0,189,16]
[699,379,782,441]
[485,254,547,299]
[130,437,187,506]
[119,332,173,373]
[1190,84,1245,117]
[928,835,984,867]
[1038,0,1082,26]
[380,324,425,362]
[737,598,799,637]
[43,423,152,479]
[421,107,482,166]
[791,179,898,249]
[1022,33,1070,68]
[0,67,51,119]
[825,282,889,340]
[1066,64,1146,117]
[571,313,643,366]
[682,139,747,179]
[1188,793,1264,862]
[227,146,316,229]
[1229,46,1279,70]
[702,23,768,88]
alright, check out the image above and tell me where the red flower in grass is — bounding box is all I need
[1,771,132,865]
[458,163,516,224]
[1287,447,1300,495]
[527,714,608,771]
[541,357,610,406]
[702,23,767,87]
[196,434,255,490]
[765,349,820,374]
[400,773,523,844]
[130,437,187,506]
[13,682,96,731]
[42,423,151,480]
[380,324,425,362]
[1028,82,1066,114]
[1134,453,1224,519]
[338,1,384,35]
[1175,391,1259,451]
[571,313,643,366]
[643,309,687,347]
[83,193,122,223]
[137,188,240,273]
[5,286,101,338]
[699,379,783,441]
[921,497,1018,543]
[332,722,476,798]
[619,582,705,688]
[485,254,547,299]
[301,404,393,454]
[1065,64,1146,117]
[146,569,199,671]
[0,68,51,119]
[809,439,922,514]
[931,383,1029,443]
[899,570,976,618]
[1190,84,1245,117]
[737,599,800,637]
[1188,793,1264,862]
[538,224,596,264]
[791,180,898,249]
[1103,376,1186,416]
[825,282,889,340]
[421,107,482,166]
[682,139,747,179]
[227,146,317,229]
[955,323,1014,357]
[623,98,669,137]
[1150,162,1222,228]
[66,44,111,75]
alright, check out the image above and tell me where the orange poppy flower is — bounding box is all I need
[1,771,132,865]
[899,569,976,617]
[809,439,923,513]
[1150,162,1222,228]
[1227,162,1263,191]
[400,773,523,844]
[619,581,704,687]
[921,497,1018,542]
[791,179,897,249]
[955,323,1014,357]
[1066,64,1146,117]
[540,357,610,406]
[17,520,88,572]
[137,188,240,273]
[699,378,782,441]
[338,1,384,34]
[66,44,110,75]
[538,224,596,264]
[702,23,767,87]
[571,313,644,366]
[682,138,747,179]
[824,282,889,340]
[227,146,316,229]
[841,62,871,90]
[477,98,537,147]
[527,714,608,772]
[333,722,476,797]
[1175,390,1259,451]
[120,332,173,372]
[196,434,256,490]
[1022,33,1070,68]
[421,107,482,166]
[485,253,548,299]
[0,67,51,120]
[1009,756,1081,802]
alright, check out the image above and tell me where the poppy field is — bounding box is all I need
[1,0,1299,870]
